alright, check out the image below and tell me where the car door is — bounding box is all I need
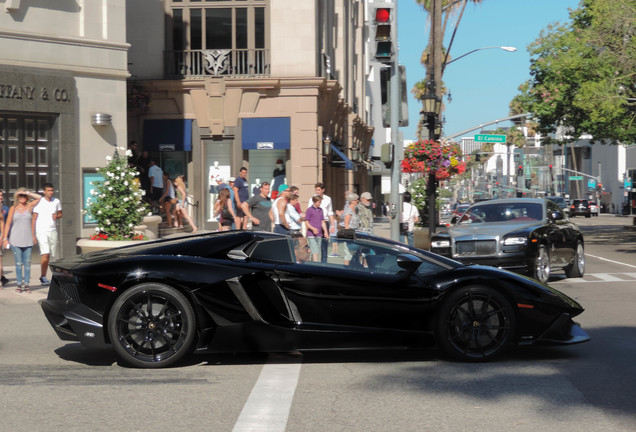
[273,238,434,332]
[545,200,575,264]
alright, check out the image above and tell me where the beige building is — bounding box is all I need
[0,0,129,256]
[127,0,374,229]
[0,0,374,255]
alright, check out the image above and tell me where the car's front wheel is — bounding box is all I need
[564,242,585,278]
[108,283,196,368]
[436,286,516,362]
[532,245,551,283]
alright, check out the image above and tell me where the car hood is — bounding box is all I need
[450,221,540,238]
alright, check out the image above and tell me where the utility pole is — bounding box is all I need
[388,0,401,241]
[427,0,443,241]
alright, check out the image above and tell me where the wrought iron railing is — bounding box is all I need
[165,49,270,78]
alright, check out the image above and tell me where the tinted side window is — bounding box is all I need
[249,238,294,264]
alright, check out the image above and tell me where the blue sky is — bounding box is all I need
[397,0,581,140]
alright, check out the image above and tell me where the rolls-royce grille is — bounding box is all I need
[456,240,497,256]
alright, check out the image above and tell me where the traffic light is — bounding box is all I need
[381,142,393,168]
[380,66,409,127]
[517,165,523,177]
[372,3,395,64]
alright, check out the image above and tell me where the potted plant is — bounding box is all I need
[77,147,150,253]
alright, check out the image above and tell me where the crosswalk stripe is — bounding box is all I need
[553,273,636,284]
[233,355,301,432]
[588,273,625,282]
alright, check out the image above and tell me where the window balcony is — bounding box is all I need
[165,49,270,79]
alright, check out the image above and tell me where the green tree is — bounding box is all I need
[85,148,149,240]
[511,0,636,144]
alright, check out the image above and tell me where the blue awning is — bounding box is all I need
[331,143,354,170]
[242,117,290,149]
[143,119,192,151]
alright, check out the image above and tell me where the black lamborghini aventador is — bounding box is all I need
[40,230,589,368]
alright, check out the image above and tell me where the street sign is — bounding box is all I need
[625,178,633,189]
[569,175,583,181]
[588,179,596,189]
[474,134,506,143]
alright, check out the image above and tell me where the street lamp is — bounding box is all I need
[421,81,442,140]
[420,80,443,240]
[442,46,516,71]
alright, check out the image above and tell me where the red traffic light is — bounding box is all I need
[375,8,391,23]
[549,164,553,169]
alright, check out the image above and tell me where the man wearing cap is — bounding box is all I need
[357,192,374,234]
[242,182,273,232]
[273,184,291,235]
[232,167,249,229]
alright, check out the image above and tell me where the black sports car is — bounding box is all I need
[40,230,589,368]
[430,198,585,283]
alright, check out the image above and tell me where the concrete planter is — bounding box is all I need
[76,238,149,254]
[142,215,162,238]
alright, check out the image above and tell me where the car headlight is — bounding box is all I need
[503,236,527,246]
[431,240,450,248]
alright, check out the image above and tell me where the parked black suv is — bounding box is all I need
[570,199,591,218]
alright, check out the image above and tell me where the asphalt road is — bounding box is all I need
[1,214,635,432]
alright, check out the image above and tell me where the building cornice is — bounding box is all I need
[1,60,129,79]
[0,29,130,51]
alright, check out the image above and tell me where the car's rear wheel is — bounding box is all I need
[436,286,516,361]
[532,245,551,283]
[108,283,196,368]
[564,242,585,278]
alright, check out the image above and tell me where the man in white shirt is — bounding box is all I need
[32,183,63,285]
[309,183,336,262]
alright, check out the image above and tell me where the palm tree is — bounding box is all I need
[413,0,485,138]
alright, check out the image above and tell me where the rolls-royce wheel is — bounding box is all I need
[436,286,516,362]
[532,245,551,283]
[564,242,585,278]
[108,283,196,368]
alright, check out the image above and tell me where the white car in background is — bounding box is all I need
[590,202,599,216]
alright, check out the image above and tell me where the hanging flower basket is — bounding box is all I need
[401,139,467,180]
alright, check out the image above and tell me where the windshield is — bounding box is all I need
[458,202,543,225]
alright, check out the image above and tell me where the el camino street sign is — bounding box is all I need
[474,134,506,143]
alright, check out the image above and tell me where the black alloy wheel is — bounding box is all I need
[436,286,516,361]
[564,242,585,278]
[532,245,551,283]
[108,283,196,368]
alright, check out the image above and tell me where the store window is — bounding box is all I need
[205,138,233,223]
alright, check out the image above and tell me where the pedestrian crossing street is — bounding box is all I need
[552,272,636,284]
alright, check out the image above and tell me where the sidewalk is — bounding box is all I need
[1,247,51,294]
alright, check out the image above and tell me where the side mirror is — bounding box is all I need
[551,211,564,221]
[396,253,422,274]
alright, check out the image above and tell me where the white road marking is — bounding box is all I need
[233,358,301,432]
[553,273,636,284]
[585,253,636,269]
[588,273,624,282]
